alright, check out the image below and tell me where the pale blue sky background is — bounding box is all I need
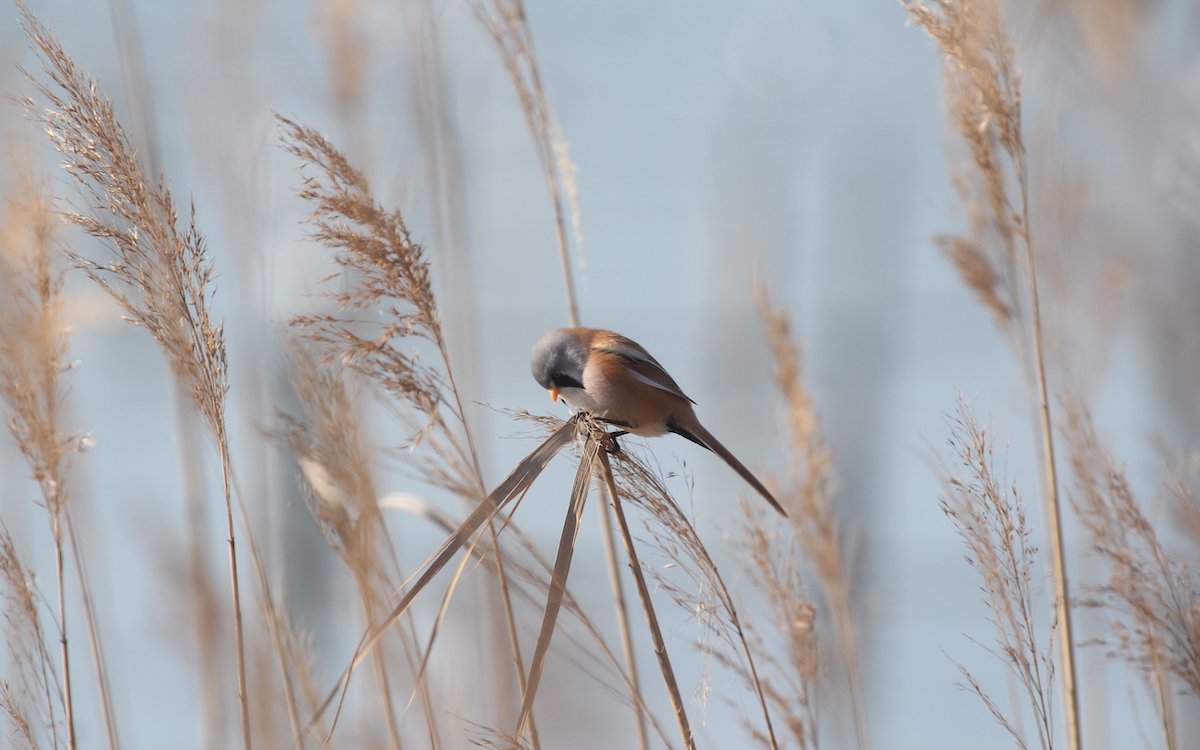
[2,1,1198,748]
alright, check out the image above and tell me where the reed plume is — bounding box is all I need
[938,399,1057,750]
[279,115,475,493]
[737,505,820,749]
[0,171,78,749]
[277,344,441,746]
[905,1,1079,745]
[18,5,251,746]
[757,287,867,750]
[0,524,62,749]
[465,5,651,743]
[279,115,541,742]
[1063,399,1199,749]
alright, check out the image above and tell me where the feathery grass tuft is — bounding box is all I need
[277,344,422,747]
[1064,399,1199,749]
[279,114,541,743]
[904,0,1024,334]
[0,170,80,750]
[732,503,820,749]
[0,524,62,749]
[757,286,868,750]
[19,5,251,746]
[906,2,1079,745]
[938,399,1057,750]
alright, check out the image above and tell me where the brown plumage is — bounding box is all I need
[531,327,786,516]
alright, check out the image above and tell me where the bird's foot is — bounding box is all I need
[601,430,628,455]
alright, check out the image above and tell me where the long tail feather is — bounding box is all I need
[670,416,787,517]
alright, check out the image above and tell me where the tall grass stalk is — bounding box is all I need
[19,6,252,746]
[103,7,244,736]
[465,5,648,743]
[758,287,868,750]
[0,170,82,748]
[1064,398,1200,748]
[278,346,441,746]
[602,427,781,749]
[63,516,119,750]
[597,445,695,750]
[1009,83,1075,750]
[468,0,582,325]
[279,114,546,742]
[0,524,62,746]
[905,2,1080,746]
[306,417,580,735]
[593,472,650,750]
[938,400,1057,749]
[513,432,599,744]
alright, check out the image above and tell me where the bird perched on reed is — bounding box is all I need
[531,327,786,516]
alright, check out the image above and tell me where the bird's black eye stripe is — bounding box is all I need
[551,372,584,390]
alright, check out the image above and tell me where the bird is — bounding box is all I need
[531,327,786,516]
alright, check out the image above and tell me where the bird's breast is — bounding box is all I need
[565,360,675,436]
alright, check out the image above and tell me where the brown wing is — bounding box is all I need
[591,332,696,405]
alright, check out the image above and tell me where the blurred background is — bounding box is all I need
[2,0,1199,748]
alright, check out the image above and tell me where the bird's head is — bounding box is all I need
[531,328,587,403]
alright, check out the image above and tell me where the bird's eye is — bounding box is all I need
[551,372,583,390]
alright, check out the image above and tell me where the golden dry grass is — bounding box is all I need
[1,1,1197,749]
[908,2,1199,749]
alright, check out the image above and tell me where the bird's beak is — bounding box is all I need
[549,387,560,403]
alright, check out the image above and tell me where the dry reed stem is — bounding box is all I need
[278,344,443,747]
[246,560,305,745]
[938,399,1056,749]
[407,550,483,749]
[466,5,648,744]
[0,171,78,749]
[1016,146,1076,750]
[1063,399,1200,747]
[18,6,252,747]
[316,0,368,123]
[513,434,599,743]
[732,503,820,749]
[62,514,119,750]
[597,445,696,750]
[280,113,544,744]
[382,483,672,747]
[757,287,867,750]
[464,7,648,742]
[591,415,787,748]
[905,3,1080,746]
[467,0,583,325]
[593,478,650,750]
[603,438,780,748]
[0,524,63,747]
[168,396,224,746]
[307,416,580,736]
[250,568,327,745]
[212,463,327,748]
